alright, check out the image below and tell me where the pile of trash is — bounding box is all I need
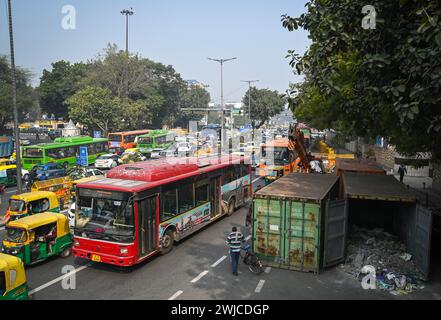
[339,225,425,296]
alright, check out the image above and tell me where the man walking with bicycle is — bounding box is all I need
[226,226,244,276]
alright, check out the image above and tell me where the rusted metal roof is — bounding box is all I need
[255,173,339,201]
[336,158,386,175]
[343,172,416,202]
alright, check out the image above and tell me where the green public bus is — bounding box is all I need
[21,136,108,170]
[137,130,175,154]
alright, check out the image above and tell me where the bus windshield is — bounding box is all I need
[6,227,27,243]
[23,148,43,158]
[75,195,135,243]
[263,147,290,165]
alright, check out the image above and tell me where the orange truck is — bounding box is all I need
[258,138,303,183]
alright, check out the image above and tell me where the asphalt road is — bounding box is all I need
[1,176,440,300]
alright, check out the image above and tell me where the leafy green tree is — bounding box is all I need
[38,60,87,119]
[67,86,121,135]
[0,56,38,130]
[282,0,441,158]
[175,85,211,127]
[242,87,286,129]
[83,44,187,128]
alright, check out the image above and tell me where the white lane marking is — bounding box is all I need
[245,235,252,241]
[211,255,227,268]
[252,177,261,184]
[265,267,272,273]
[255,280,265,293]
[29,265,89,295]
[6,190,17,194]
[190,270,209,283]
[168,290,183,300]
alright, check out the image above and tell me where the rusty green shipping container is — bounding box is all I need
[253,173,344,273]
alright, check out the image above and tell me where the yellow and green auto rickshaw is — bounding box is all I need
[0,165,19,187]
[2,191,60,224]
[0,253,29,300]
[2,212,73,266]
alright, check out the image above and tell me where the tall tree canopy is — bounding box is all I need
[38,60,87,119]
[282,0,441,159]
[67,86,121,135]
[36,45,211,131]
[0,56,38,130]
[242,87,286,129]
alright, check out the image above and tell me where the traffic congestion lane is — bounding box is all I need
[0,176,264,299]
[31,206,251,299]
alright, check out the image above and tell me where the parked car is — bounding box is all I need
[159,146,177,158]
[31,163,66,181]
[67,166,105,180]
[149,148,164,159]
[94,154,120,169]
[176,142,194,153]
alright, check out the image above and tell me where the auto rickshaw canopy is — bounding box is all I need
[0,253,27,293]
[0,164,17,172]
[10,191,59,205]
[7,212,70,239]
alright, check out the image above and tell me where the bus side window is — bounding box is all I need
[195,184,209,206]
[161,188,177,221]
[178,183,195,213]
[0,271,6,296]
[241,164,249,177]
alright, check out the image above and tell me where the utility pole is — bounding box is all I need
[242,80,259,167]
[121,8,134,55]
[208,57,237,151]
[7,0,23,194]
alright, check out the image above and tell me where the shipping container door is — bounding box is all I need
[253,198,284,266]
[414,205,432,280]
[324,199,347,268]
[285,201,321,272]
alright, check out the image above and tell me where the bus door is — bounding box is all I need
[138,195,158,257]
[210,177,221,218]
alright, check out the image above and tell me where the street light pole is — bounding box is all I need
[121,8,134,55]
[241,80,259,167]
[7,0,23,194]
[208,57,237,151]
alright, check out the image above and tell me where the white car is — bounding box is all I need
[150,148,164,159]
[95,154,120,169]
[177,142,193,153]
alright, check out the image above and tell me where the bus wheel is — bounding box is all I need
[60,247,72,258]
[227,199,235,216]
[160,230,175,255]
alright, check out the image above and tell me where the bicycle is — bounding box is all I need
[240,243,264,275]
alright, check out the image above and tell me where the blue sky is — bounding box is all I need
[0,0,310,103]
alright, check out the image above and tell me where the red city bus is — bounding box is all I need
[108,130,150,154]
[72,155,252,267]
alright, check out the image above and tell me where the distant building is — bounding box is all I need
[185,80,207,89]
